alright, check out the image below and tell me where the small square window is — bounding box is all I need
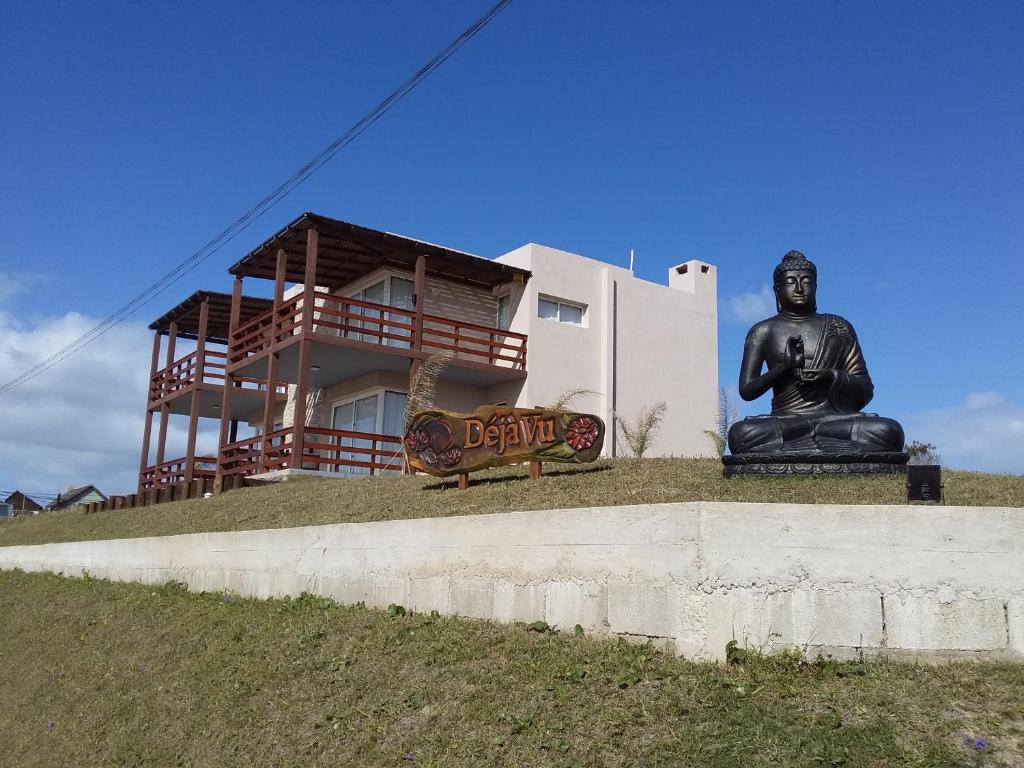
[538,298,559,320]
[538,295,586,326]
[559,303,583,325]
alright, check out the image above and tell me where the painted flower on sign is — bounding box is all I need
[404,429,430,452]
[565,416,600,451]
[438,446,463,468]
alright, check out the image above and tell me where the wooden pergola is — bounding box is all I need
[139,290,277,494]
[229,212,531,290]
[214,212,532,488]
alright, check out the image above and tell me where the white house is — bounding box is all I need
[492,243,718,457]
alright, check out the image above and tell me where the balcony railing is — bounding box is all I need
[140,456,217,489]
[227,291,528,371]
[218,425,404,477]
[150,348,285,403]
[218,428,290,477]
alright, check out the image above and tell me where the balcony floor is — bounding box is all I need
[156,384,278,420]
[232,334,527,388]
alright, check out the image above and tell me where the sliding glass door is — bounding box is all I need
[331,390,407,476]
[346,276,415,347]
[387,278,414,349]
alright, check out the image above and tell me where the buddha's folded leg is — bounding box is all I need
[728,415,814,454]
[814,414,905,452]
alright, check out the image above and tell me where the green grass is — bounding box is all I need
[1,569,1021,768]
[2,458,1022,548]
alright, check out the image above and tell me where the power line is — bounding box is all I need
[0,0,514,398]
[1,491,60,498]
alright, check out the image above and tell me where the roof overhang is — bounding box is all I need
[148,291,274,344]
[228,212,531,290]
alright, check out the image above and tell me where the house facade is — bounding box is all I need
[3,491,43,515]
[137,212,718,495]
[493,243,717,457]
[48,485,107,510]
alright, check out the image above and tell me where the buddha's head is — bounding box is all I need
[773,250,817,314]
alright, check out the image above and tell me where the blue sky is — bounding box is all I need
[1,0,1022,492]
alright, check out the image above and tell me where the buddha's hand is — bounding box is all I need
[785,335,805,371]
[796,368,835,385]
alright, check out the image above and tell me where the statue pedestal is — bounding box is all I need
[722,452,909,477]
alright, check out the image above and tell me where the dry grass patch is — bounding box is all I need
[2,458,1022,548]
[1,570,1022,768]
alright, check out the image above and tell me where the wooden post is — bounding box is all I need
[529,461,543,480]
[154,321,178,480]
[413,254,426,353]
[137,331,162,495]
[291,228,318,470]
[259,250,288,472]
[458,472,469,491]
[407,254,427,438]
[184,297,209,484]
[215,277,244,494]
[272,248,288,344]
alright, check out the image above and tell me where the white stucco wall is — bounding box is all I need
[495,244,718,457]
[3,502,1020,662]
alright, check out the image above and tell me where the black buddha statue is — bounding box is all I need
[723,250,907,475]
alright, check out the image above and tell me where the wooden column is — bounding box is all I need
[260,250,288,471]
[137,331,162,495]
[214,277,244,494]
[409,253,427,382]
[413,254,426,352]
[183,298,209,483]
[291,228,318,470]
[403,254,428,476]
[154,321,178,480]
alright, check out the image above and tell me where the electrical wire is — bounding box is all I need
[0,491,61,500]
[0,0,514,398]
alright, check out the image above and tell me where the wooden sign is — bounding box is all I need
[405,406,605,477]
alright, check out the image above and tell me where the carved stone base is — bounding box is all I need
[722,452,909,477]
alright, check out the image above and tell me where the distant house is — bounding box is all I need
[3,491,44,516]
[47,485,107,510]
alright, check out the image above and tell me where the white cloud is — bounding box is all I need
[903,391,1024,475]
[727,284,775,324]
[0,310,221,496]
[0,275,19,304]
[0,271,47,305]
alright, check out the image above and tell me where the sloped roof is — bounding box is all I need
[3,491,43,512]
[228,212,531,290]
[148,291,274,344]
[47,485,107,510]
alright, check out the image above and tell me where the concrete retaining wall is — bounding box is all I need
[2,502,1022,661]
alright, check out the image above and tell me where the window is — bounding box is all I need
[496,294,512,330]
[538,296,585,326]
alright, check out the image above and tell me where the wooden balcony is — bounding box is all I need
[148,348,285,418]
[139,456,217,490]
[218,425,404,478]
[226,291,527,387]
[149,348,227,402]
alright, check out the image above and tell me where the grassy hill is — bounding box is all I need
[2,569,1022,768]
[2,458,1023,548]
